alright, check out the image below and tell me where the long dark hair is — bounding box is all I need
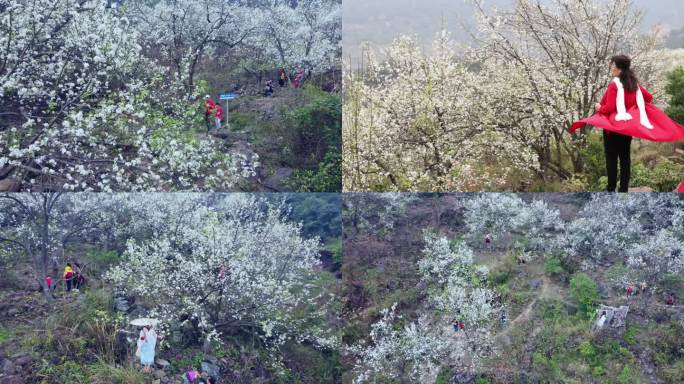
[611,55,639,92]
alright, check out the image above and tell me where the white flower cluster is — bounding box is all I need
[350,234,503,382]
[462,194,564,252]
[347,193,684,382]
[343,30,539,191]
[131,0,340,87]
[104,194,339,352]
[1,0,338,191]
[343,0,676,190]
[561,194,684,283]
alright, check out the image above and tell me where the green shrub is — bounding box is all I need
[665,67,684,124]
[88,249,120,266]
[604,263,631,290]
[624,326,638,346]
[658,273,684,297]
[577,132,607,190]
[631,160,684,192]
[325,238,342,272]
[490,270,510,286]
[0,326,12,343]
[579,340,597,361]
[288,150,342,192]
[532,352,549,368]
[191,352,205,369]
[37,360,89,384]
[569,272,600,315]
[37,360,145,384]
[279,342,342,384]
[435,367,452,384]
[283,86,341,168]
[342,324,368,345]
[617,365,636,384]
[229,111,259,131]
[544,255,565,276]
[591,365,605,377]
[87,361,146,384]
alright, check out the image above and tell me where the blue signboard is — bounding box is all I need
[220,93,238,100]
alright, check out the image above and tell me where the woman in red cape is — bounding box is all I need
[570,55,684,192]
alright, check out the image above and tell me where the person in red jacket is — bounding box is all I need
[626,285,634,297]
[214,105,224,130]
[204,95,216,131]
[571,55,684,191]
[666,293,675,306]
[678,180,684,193]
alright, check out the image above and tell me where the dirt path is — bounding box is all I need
[494,276,575,346]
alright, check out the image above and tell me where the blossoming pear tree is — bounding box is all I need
[343,31,538,191]
[0,0,257,191]
[560,194,684,285]
[129,0,251,89]
[471,0,663,179]
[129,0,340,87]
[106,194,338,353]
[245,0,341,74]
[461,194,564,253]
[350,234,503,382]
[343,0,679,191]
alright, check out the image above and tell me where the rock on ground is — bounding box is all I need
[628,187,655,192]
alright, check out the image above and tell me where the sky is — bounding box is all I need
[343,0,684,61]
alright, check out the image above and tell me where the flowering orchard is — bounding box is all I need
[350,234,503,383]
[0,193,340,370]
[106,194,339,352]
[130,0,340,88]
[343,32,539,192]
[343,0,682,191]
[346,193,684,382]
[0,0,340,191]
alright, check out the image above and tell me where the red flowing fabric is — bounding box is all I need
[570,103,684,142]
[570,81,684,142]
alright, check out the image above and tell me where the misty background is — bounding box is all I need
[343,0,684,63]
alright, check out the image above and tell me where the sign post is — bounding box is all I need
[219,92,238,130]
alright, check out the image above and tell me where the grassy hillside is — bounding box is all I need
[341,194,684,383]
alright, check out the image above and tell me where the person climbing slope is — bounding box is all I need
[73,262,85,290]
[625,285,634,297]
[666,293,675,306]
[571,55,684,192]
[204,95,216,131]
[63,263,74,292]
[264,80,274,97]
[214,104,224,130]
[278,68,288,87]
[183,368,200,383]
[292,67,305,89]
